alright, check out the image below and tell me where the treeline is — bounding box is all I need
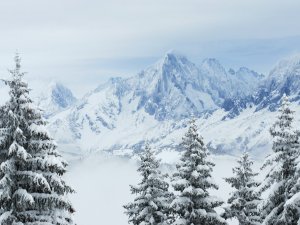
[124,96,300,225]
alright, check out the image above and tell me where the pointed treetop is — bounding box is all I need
[9,51,26,81]
[281,93,290,107]
[184,117,199,138]
[189,115,196,123]
[271,94,295,135]
[15,51,21,71]
[240,150,250,161]
[141,142,153,159]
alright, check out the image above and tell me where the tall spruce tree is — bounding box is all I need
[0,54,75,224]
[124,144,173,225]
[222,152,261,225]
[171,118,226,225]
[260,95,300,225]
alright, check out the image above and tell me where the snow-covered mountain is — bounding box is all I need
[46,53,300,159]
[129,53,218,120]
[200,58,264,102]
[37,82,77,117]
[224,54,300,118]
[255,55,300,111]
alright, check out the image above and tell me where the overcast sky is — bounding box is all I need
[0,0,300,97]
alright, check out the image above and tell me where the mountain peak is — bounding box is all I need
[48,80,63,89]
[163,49,183,57]
[237,66,251,73]
[159,51,188,66]
[37,82,77,117]
[269,54,300,80]
[108,77,123,84]
[236,67,264,79]
[49,82,77,108]
[200,58,226,75]
[277,54,300,66]
[202,58,222,67]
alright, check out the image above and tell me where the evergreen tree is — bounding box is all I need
[260,95,300,225]
[222,152,261,225]
[171,118,226,225]
[124,144,173,225]
[0,54,75,224]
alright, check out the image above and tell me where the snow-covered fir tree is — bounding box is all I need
[0,54,75,224]
[124,144,173,225]
[222,151,261,225]
[260,95,300,225]
[171,118,226,225]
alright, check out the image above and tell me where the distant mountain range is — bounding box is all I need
[38,53,300,159]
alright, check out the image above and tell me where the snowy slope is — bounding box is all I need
[54,104,298,159]
[47,53,300,159]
